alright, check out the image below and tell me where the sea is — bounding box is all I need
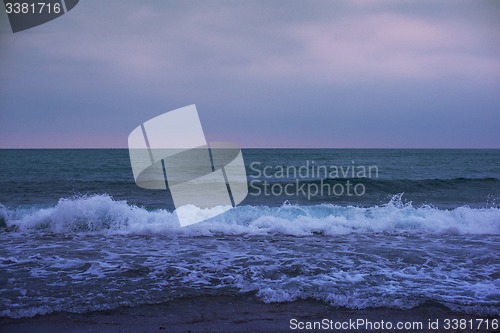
[0,149,499,318]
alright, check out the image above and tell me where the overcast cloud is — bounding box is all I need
[1,0,499,148]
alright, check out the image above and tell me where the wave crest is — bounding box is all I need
[1,194,499,235]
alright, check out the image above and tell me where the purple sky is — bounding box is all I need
[1,0,499,148]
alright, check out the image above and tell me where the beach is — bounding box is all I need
[2,0,500,331]
[2,295,498,333]
[0,149,498,332]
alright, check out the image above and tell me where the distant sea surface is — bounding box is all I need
[0,149,499,318]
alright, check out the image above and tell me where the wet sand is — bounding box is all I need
[0,296,497,333]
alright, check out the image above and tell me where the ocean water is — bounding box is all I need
[0,149,499,318]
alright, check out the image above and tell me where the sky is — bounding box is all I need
[0,0,499,148]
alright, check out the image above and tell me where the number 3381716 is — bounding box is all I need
[5,2,61,14]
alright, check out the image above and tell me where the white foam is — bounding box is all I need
[1,194,499,235]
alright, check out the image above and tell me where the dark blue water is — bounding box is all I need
[0,149,499,318]
[1,149,499,209]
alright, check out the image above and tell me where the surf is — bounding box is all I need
[1,194,498,236]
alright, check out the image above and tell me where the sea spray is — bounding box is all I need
[1,194,498,235]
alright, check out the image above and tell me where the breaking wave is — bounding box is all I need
[1,194,498,236]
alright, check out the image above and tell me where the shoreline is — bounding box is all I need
[1,296,497,333]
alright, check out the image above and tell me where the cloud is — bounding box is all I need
[9,0,499,85]
[231,9,500,83]
[1,0,499,148]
